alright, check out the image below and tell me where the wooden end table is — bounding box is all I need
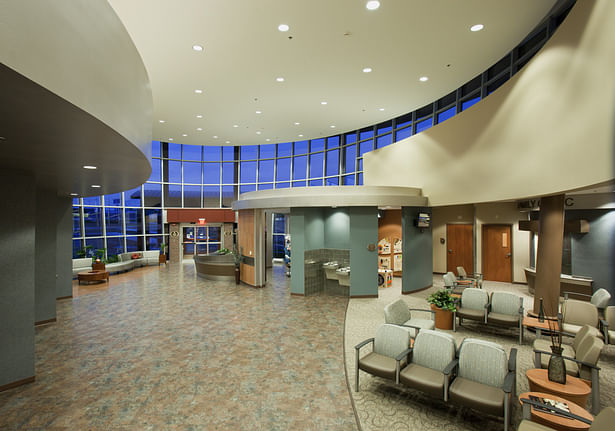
[519,391,592,431]
[526,368,591,408]
[77,270,109,285]
[523,315,559,339]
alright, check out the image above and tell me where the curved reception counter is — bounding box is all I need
[194,254,236,280]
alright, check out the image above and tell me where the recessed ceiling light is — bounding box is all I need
[294,122,300,125]
[276,77,285,82]
[70,193,78,196]
[298,134,304,137]
[182,134,188,137]
[194,89,203,94]
[196,114,203,118]
[419,76,429,82]
[366,1,380,11]
[330,125,336,128]
[91,184,101,188]
[256,131,262,135]
[225,140,230,144]
[83,165,97,170]
[168,138,174,141]
[196,127,202,131]
[233,124,239,128]
[362,67,372,73]
[192,44,204,51]
[378,108,385,111]
[321,101,327,105]
[470,24,484,32]
[159,120,165,123]
[278,24,289,32]
[255,110,262,114]
[213,135,218,139]
[265,138,271,142]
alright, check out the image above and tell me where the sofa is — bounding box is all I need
[72,251,160,278]
[117,251,159,267]
[72,258,93,277]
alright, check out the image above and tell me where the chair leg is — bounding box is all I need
[355,349,360,392]
[591,368,600,415]
[504,396,510,431]
[534,351,541,369]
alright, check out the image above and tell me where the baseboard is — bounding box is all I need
[0,376,35,392]
[290,292,305,297]
[512,281,528,285]
[402,284,432,295]
[433,271,446,275]
[56,295,72,300]
[350,294,378,298]
[35,318,56,326]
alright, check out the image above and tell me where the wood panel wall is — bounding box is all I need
[238,209,255,286]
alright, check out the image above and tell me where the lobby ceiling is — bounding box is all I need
[108,0,558,147]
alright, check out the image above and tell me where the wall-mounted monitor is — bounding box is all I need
[416,213,431,228]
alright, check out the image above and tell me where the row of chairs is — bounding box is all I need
[355,325,517,431]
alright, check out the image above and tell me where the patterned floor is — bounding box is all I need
[0,263,357,430]
[345,277,615,431]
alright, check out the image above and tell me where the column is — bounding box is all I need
[402,207,433,294]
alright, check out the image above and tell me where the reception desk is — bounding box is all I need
[194,253,235,280]
[524,267,593,299]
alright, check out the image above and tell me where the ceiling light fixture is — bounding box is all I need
[330,125,336,128]
[70,193,78,196]
[233,124,239,128]
[196,127,202,131]
[83,165,97,170]
[91,184,101,188]
[225,140,230,144]
[196,114,203,118]
[470,24,484,32]
[256,131,262,135]
[379,108,385,111]
[321,101,327,105]
[182,134,188,137]
[419,76,429,82]
[159,120,165,123]
[298,134,303,137]
[255,110,262,114]
[278,24,289,32]
[366,1,380,11]
[192,44,204,51]
[276,77,285,82]
[194,89,203,94]
[294,122,300,125]
[168,138,174,141]
[362,67,372,73]
[265,139,271,142]
[213,135,218,139]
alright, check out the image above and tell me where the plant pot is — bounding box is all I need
[235,267,240,285]
[431,304,453,330]
[159,254,166,265]
[548,345,567,384]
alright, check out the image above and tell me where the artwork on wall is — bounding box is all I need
[378,238,391,254]
[394,238,402,253]
[379,256,391,269]
[394,254,402,271]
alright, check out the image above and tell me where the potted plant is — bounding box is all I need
[232,245,241,284]
[159,242,167,265]
[92,248,107,270]
[427,289,457,330]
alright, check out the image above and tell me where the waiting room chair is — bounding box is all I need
[457,266,483,289]
[448,338,517,431]
[453,288,489,331]
[561,298,602,339]
[355,324,411,392]
[533,330,604,414]
[486,292,525,343]
[518,403,615,431]
[397,329,458,402]
[603,306,615,345]
[444,271,471,295]
[564,288,611,312]
[384,299,435,338]
[533,324,602,370]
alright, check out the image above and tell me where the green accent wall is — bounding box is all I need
[349,207,378,297]
[324,209,350,249]
[402,207,433,293]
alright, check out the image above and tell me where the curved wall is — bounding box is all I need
[0,0,152,158]
[364,0,614,206]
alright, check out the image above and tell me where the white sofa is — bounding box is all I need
[72,251,160,278]
[72,258,93,277]
[117,250,160,267]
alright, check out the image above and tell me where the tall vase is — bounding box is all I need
[547,346,566,384]
[538,297,545,323]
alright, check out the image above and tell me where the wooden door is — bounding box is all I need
[482,224,512,282]
[446,224,473,275]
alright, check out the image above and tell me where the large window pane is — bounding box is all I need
[294,141,308,155]
[126,236,144,252]
[197,227,207,240]
[104,193,122,206]
[377,123,392,135]
[83,207,102,237]
[276,158,291,182]
[183,162,201,184]
[72,207,81,237]
[273,235,285,258]
[203,146,221,162]
[292,181,306,187]
[203,186,220,207]
[259,144,276,159]
[240,184,256,194]
[345,133,357,146]
[325,149,339,176]
[208,227,221,242]
[73,198,79,206]
[165,184,181,207]
[358,173,363,185]
[222,146,235,161]
[461,96,480,111]
[152,141,161,158]
[168,160,181,183]
[395,126,412,142]
[344,145,356,173]
[293,155,307,180]
[309,152,323,179]
[85,238,104,255]
[106,237,124,257]
[416,118,433,133]
[184,185,201,207]
[359,140,373,156]
[83,196,100,206]
[146,236,163,251]
[183,145,202,161]
[125,208,143,235]
[149,159,161,182]
[309,179,323,186]
[327,136,339,148]
[105,208,123,236]
[437,106,456,124]
[277,143,291,157]
[240,161,257,183]
[310,138,325,153]
[222,186,235,207]
[359,128,374,141]
[73,239,82,258]
[145,209,162,234]
[168,143,181,159]
[222,162,235,184]
[343,175,355,185]
[124,186,142,207]
[273,214,286,233]
[258,183,273,190]
[258,160,274,183]
[376,133,392,149]
[208,244,220,254]
[325,177,339,186]
[204,163,221,184]
[144,183,162,207]
[240,146,258,160]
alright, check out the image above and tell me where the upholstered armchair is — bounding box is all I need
[453,288,489,331]
[518,403,615,431]
[355,324,411,392]
[533,324,601,370]
[383,299,435,338]
[561,298,602,339]
[533,333,604,414]
[448,339,517,431]
[486,292,524,343]
[457,266,483,289]
[444,271,470,295]
[564,288,611,311]
[397,329,458,402]
[604,306,615,345]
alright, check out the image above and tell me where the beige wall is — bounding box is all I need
[432,205,474,274]
[364,0,615,206]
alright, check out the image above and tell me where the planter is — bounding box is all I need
[548,346,567,384]
[159,254,167,265]
[431,304,453,330]
[235,267,240,285]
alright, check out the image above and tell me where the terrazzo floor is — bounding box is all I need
[0,263,357,430]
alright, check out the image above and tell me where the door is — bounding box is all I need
[482,224,512,282]
[446,224,473,276]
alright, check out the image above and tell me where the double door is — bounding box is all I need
[181,224,222,260]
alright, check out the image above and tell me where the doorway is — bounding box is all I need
[482,224,512,282]
[446,224,473,276]
[180,224,222,261]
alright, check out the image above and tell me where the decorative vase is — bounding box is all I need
[538,297,545,323]
[547,346,566,384]
[430,304,453,330]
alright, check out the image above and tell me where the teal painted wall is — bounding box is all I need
[349,207,378,297]
[402,207,433,293]
[305,208,325,250]
[324,209,350,249]
[289,208,306,295]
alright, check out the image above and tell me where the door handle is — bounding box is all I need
[448,249,453,254]
[506,253,512,258]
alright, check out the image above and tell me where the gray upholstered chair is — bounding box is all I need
[384,299,435,338]
[397,329,458,402]
[604,306,615,345]
[533,324,601,370]
[533,332,604,414]
[457,266,483,289]
[518,404,615,431]
[444,271,471,295]
[448,338,517,431]
[486,292,524,343]
[453,288,489,331]
[564,288,612,310]
[355,324,411,392]
[561,298,602,339]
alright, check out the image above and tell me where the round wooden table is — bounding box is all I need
[77,270,109,285]
[526,368,591,408]
[519,391,593,431]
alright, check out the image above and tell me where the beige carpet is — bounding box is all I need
[345,276,615,431]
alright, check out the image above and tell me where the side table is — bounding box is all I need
[519,391,592,431]
[526,369,591,409]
